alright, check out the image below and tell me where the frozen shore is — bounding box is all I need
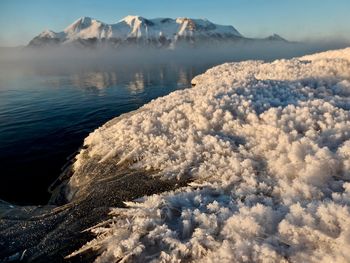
[1,47,350,262]
[69,47,350,262]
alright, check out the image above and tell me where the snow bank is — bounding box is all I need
[68,47,350,262]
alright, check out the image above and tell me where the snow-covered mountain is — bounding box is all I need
[28,15,287,48]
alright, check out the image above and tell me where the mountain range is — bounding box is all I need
[28,15,288,48]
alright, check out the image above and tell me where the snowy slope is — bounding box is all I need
[28,15,256,48]
[66,47,350,262]
[301,47,350,61]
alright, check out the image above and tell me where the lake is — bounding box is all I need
[0,60,212,205]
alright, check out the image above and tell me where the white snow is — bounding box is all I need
[35,15,242,44]
[68,47,350,262]
[38,30,65,39]
[63,17,111,41]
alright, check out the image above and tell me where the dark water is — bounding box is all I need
[0,62,210,205]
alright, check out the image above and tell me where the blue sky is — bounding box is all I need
[0,0,349,46]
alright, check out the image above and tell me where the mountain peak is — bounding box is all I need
[78,16,93,23]
[120,15,155,27]
[64,16,102,34]
[72,16,94,26]
[121,15,143,22]
[39,30,56,38]
[265,33,287,42]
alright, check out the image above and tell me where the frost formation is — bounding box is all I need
[69,48,350,262]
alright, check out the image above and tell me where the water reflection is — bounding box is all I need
[177,68,191,87]
[0,61,210,204]
[39,64,200,93]
[128,72,145,94]
[71,72,118,89]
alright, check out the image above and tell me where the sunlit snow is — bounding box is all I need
[68,47,350,262]
[35,15,242,44]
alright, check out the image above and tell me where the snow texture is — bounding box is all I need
[68,48,350,262]
[35,15,242,44]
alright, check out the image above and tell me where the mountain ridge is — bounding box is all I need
[28,15,287,48]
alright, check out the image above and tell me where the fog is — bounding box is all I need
[0,40,349,74]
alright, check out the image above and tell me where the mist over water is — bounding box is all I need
[2,39,350,65]
[0,41,349,205]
